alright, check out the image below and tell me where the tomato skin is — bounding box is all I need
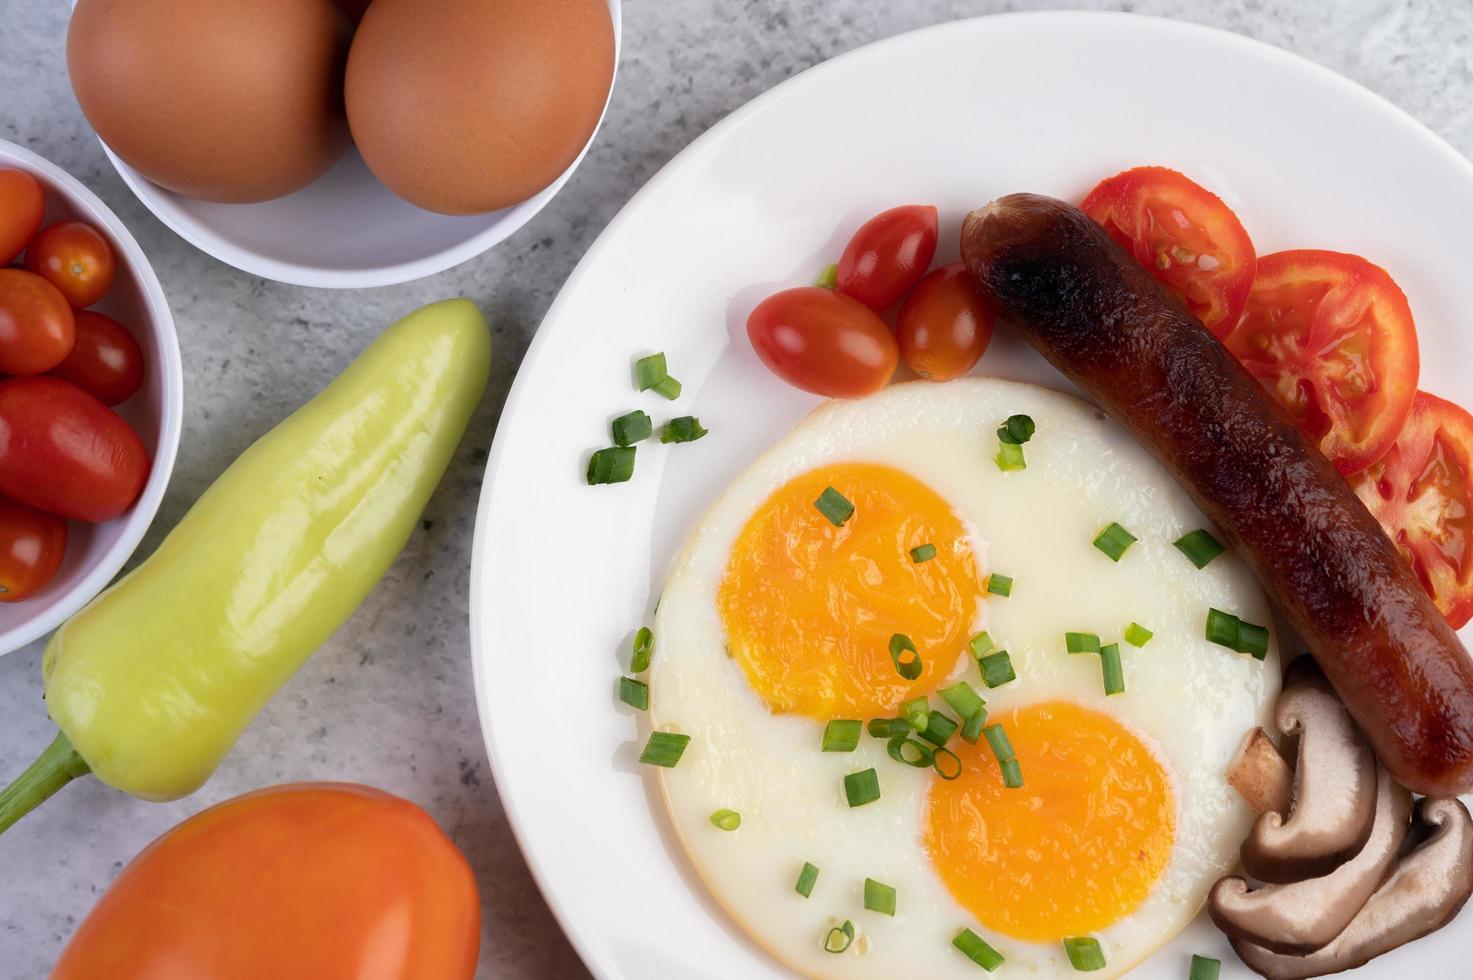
[1226,249,1418,475]
[0,496,67,602]
[25,220,116,308]
[50,310,146,405]
[836,204,939,310]
[0,268,76,374]
[1081,166,1256,338]
[53,783,481,980]
[0,169,45,266]
[896,263,995,381]
[747,286,898,397]
[0,376,149,522]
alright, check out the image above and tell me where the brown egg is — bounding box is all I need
[67,0,351,204]
[345,0,615,216]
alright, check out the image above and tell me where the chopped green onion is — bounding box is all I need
[1174,529,1225,569]
[864,878,897,916]
[815,486,855,527]
[1063,936,1106,971]
[983,723,1016,761]
[844,768,881,807]
[1066,631,1101,654]
[910,542,938,563]
[986,574,1013,597]
[867,717,909,739]
[1100,643,1125,696]
[889,633,923,680]
[795,861,820,898]
[1206,607,1241,648]
[1189,954,1221,980]
[618,676,648,710]
[887,736,935,768]
[587,446,636,485]
[661,416,708,444]
[822,719,862,752]
[634,353,668,391]
[999,758,1024,788]
[816,263,838,289]
[1238,621,1270,660]
[611,410,652,446]
[953,928,1005,971]
[710,808,741,831]
[651,375,682,400]
[969,631,995,659]
[979,650,1016,688]
[961,708,988,744]
[631,626,653,672]
[998,414,1037,445]
[920,710,959,747]
[824,920,855,954]
[1092,522,1137,562]
[995,441,1027,471]
[933,746,963,780]
[902,696,930,732]
[940,682,986,721]
[1124,622,1154,647]
[639,731,690,768]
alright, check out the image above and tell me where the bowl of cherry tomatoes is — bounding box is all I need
[0,139,182,655]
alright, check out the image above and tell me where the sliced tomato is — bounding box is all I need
[1351,392,1473,628]
[1081,166,1256,338]
[1226,250,1418,474]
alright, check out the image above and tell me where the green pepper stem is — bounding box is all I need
[0,731,90,836]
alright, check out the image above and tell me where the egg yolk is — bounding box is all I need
[925,701,1175,942]
[717,462,984,718]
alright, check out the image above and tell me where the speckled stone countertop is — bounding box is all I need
[1,1,1470,976]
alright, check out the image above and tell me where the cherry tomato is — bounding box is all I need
[0,376,149,522]
[747,286,898,397]
[26,220,116,308]
[1226,250,1418,475]
[0,496,67,603]
[1350,392,1473,629]
[836,204,939,310]
[896,263,995,381]
[50,310,145,406]
[1081,166,1257,338]
[0,268,76,374]
[0,169,45,266]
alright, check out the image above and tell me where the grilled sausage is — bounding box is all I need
[960,192,1473,797]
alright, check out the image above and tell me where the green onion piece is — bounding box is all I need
[941,682,985,721]
[814,486,855,527]
[816,263,838,289]
[844,768,881,807]
[1092,522,1138,562]
[887,736,935,768]
[953,928,1005,971]
[995,441,1027,471]
[901,696,930,732]
[979,650,1016,688]
[824,920,855,954]
[1065,631,1101,654]
[631,626,654,672]
[910,542,938,563]
[986,574,1013,597]
[1124,622,1154,647]
[1063,936,1107,971]
[1238,621,1270,660]
[634,353,668,390]
[1205,607,1241,649]
[867,717,909,739]
[983,723,1016,762]
[661,416,708,444]
[998,414,1037,445]
[795,861,820,898]
[651,375,682,400]
[639,731,690,768]
[1189,954,1222,980]
[969,631,995,659]
[999,758,1024,788]
[961,707,989,744]
[618,676,649,711]
[587,446,636,485]
[889,633,923,680]
[933,746,963,780]
[710,808,741,831]
[822,719,862,752]
[611,410,652,447]
[920,710,959,747]
[1100,643,1125,696]
[1174,528,1225,569]
[864,878,897,916]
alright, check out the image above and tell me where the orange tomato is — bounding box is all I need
[53,783,481,980]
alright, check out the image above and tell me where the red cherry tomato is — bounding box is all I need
[896,263,995,381]
[747,286,898,398]
[836,205,939,310]
[0,169,45,266]
[0,496,67,602]
[26,220,116,308]
[1226,250,1418,475]
[0,268,76,375]
[50,310,146,406]
[0,376,149,522]
[1081,166,1257,338]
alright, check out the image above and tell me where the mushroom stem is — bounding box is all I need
[1229,727,1293,816]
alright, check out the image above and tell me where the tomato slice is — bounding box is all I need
[1080,166,1256,338]
[1226,250,1418,475]
[1351,392,1473,629]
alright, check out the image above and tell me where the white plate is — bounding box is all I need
[471,12,1473,978]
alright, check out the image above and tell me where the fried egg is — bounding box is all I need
[649,378,1280,978]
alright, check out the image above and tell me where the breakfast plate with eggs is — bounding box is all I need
[470,11,1473,979]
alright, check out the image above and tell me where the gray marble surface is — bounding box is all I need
[1,1,1470,976]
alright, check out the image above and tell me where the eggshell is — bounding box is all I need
[67,0,352,204]
[345,0,615,215]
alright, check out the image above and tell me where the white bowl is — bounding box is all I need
[87,0,622,289]
[0,139,183,656]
